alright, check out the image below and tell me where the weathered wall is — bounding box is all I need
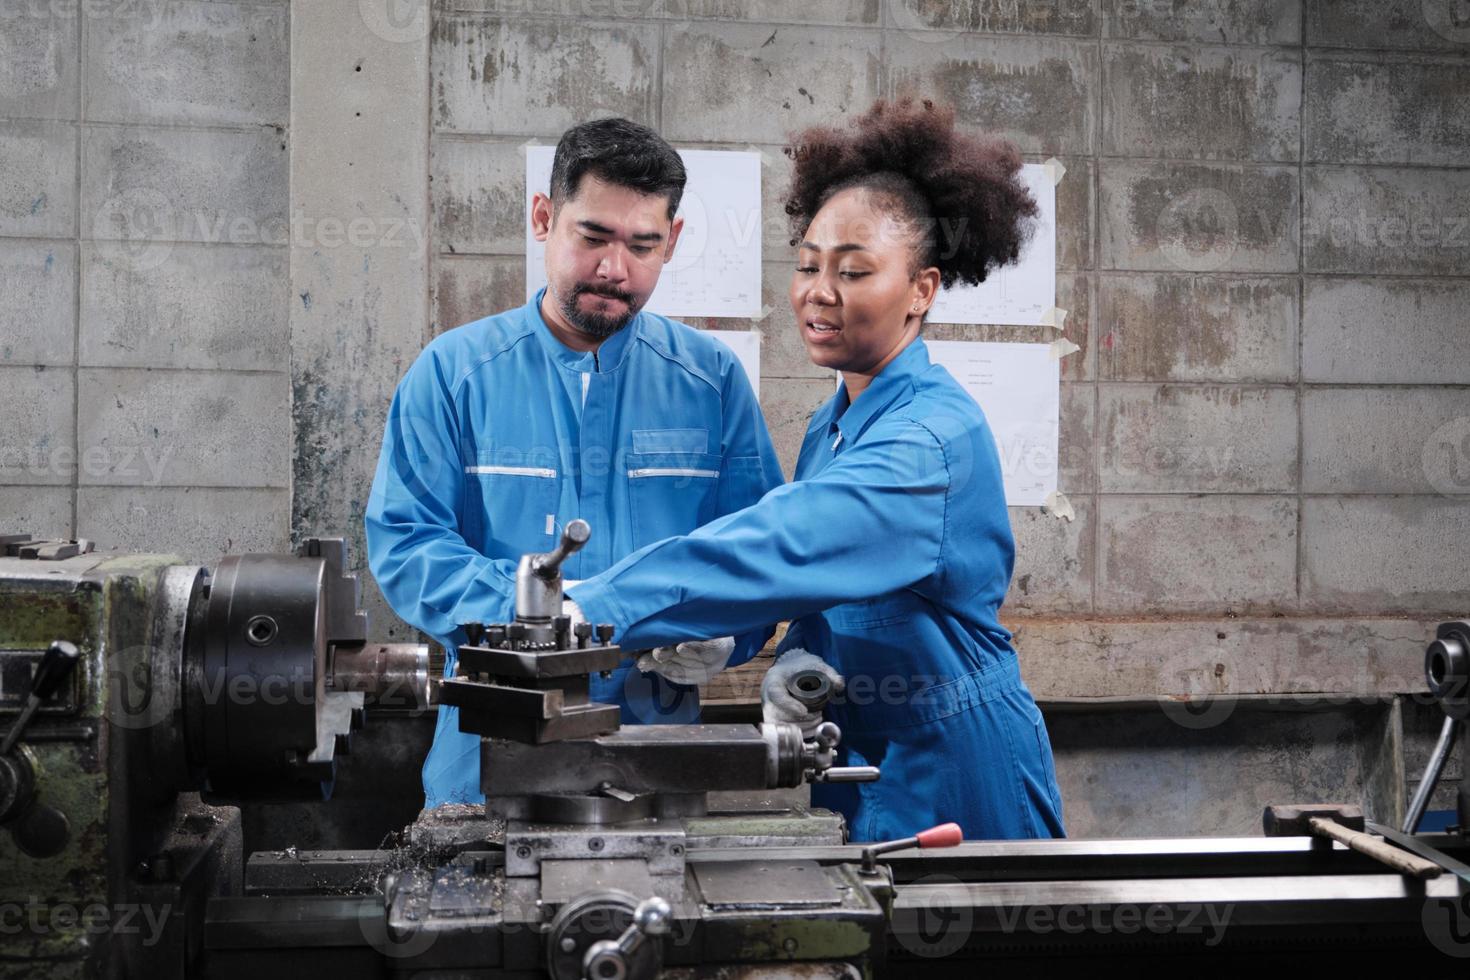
[3,0,1469,831]
[0,0,292,559]
[421,0,1470,824]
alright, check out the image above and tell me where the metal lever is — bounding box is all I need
[583,896,671,980]
[861,822,964,872]
[1406,715,1461,834]
[805,721,880,784]
[536,519,591,581]
[1,641,80,756]
[0,640,79,858]
[517,520,591,624]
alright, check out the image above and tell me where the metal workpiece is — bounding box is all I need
[786,667,835,712]
[329,641,431,711]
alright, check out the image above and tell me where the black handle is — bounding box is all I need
[30,641,80,702]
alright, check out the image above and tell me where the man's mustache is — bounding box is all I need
[574,285,635,304]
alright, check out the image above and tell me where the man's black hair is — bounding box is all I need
[549,117,687,221]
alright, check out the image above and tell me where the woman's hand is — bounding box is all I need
[761,649,845,731]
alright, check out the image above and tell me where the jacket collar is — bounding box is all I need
[528,287,640,373]
[826,336,931,443]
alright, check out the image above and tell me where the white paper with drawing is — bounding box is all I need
[925,341,1059,507]
[926,164,1056,326]
[525,146,763,319]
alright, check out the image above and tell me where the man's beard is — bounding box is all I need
[558,282,640,339]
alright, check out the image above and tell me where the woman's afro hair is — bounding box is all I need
[784,97,1038,289]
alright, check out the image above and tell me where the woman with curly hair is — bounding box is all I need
[570,98,1064,842]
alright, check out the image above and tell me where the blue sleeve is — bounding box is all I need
[365,347,517,646]
[713,348,785,666]
[569,417,949,651]
[775,615,821,657]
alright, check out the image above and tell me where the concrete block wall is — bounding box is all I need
[425,0,1470,630]
[0,0,293,562]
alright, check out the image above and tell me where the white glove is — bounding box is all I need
[636,636,736,686]
[761,649,844,729]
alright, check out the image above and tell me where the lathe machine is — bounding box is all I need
[3,522,1470,977]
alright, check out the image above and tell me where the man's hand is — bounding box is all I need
[636,636,736,686]
[762,649,844,730]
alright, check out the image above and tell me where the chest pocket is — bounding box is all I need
[463,453,558,556]
[627,431,722,546]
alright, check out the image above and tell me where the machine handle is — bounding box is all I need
[813,766,881,783]
[536,520,591,581]
[916,822,964,849]
[29,641,80,701]
[1,641,80,756]
[582,896,671,980]
[861,822,966,871]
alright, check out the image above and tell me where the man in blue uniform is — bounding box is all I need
[365,118,784,807]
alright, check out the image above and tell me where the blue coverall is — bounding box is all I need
[570,337,1066,842]
[365,290,784,807]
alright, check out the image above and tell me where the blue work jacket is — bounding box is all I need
[570,337,1065,842]
[365,291,784,806]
